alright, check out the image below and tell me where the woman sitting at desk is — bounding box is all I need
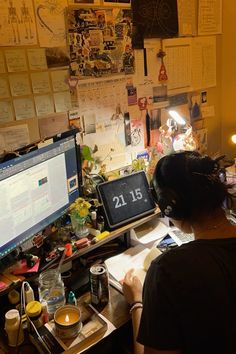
[123,151,236,354]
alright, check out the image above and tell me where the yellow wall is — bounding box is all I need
[221,1,236,158]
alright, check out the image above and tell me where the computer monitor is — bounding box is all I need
[0,135,80,260]
[97,171,156,229]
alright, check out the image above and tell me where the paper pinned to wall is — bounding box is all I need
[0,101,14,123]
[34,0,67,47]
[31,72,51,94]
[192,36,216,89]
[27,49,48,71]
[5,49,28,72]
[0,0,37,46]
[50,70,69,92]
[38,113,69,139]
[0,51,6,73]
[13,97,35,120]
[177,0,197,36]
[0,124,30,154]
[54,91,72,113]
[163,38,192,93]
[9,74,32,96]
[198,0,222,35]
[0,77,10,99]
[34,94,55,116]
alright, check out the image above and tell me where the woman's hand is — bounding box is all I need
[122,269,143,305]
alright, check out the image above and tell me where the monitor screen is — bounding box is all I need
[0,136,80,259]
[97,171,156,229]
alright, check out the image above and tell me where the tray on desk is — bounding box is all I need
[46,302,108,354]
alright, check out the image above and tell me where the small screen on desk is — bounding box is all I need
[97,171,156,228]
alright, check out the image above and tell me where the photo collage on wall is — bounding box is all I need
[67,7,134,79]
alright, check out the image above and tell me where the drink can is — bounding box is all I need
[90,264,109,305]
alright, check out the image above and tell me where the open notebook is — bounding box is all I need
[105,244,162,289]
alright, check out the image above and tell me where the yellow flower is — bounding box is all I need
[69,198,91,219]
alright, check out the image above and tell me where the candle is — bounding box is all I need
[54,305,81,339]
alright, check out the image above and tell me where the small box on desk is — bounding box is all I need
[30,303,108,354]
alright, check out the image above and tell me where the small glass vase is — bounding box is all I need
[70,213,89,238]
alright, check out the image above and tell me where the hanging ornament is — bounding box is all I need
[157,49,168,83]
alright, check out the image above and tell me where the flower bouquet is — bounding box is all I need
[69,198,91,238]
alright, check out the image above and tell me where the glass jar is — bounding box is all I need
[38,269,65,318]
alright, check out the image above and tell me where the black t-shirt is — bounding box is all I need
[137,238,236,354]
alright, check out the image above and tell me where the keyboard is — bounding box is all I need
[168,228,194,246]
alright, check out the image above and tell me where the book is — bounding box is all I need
[105,244,162,286]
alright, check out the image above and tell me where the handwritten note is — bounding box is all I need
[34,94,54,116]
[54,91,72,113]
[5,49,28,72]
[0,101,13,123]
[0,77,10,99]
[31,72,51,94]
[0,125,30,154]
[13,98,35,120]
[9,74,31,96]
[27,49,48,70]
[0,51,6,73]
[50,70,69,92]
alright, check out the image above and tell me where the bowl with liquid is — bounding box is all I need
[54,305,82,339]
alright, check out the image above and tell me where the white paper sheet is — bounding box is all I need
[50,70,69,92]
[27,49,48,70]
[9,74,31,96]
[0,101,14,123]
[198,0,222,35]
[31,72,51,94]
[0,124,30,154]
[54,91,72,113]
[5,49,28,72]
[177,0,197,36]
[0,77,10,99]
[130,219,169,245]
[192,36,216,89]
[13,97,35,120]
[0,0,37,46]
[34,94,54,116]
[163,38,192,93]
[34,0,67,47]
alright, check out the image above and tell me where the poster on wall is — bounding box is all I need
[0,0,37,46]
[67,7,134,79]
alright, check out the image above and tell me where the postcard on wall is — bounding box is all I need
[67,7,134,79]
[5,49,28,72]
[0,0,37,46]
[0,125,30,155]
[34,95,55,116]
[38,113,69,139]
[31,72,51,94]
[54,92,72,113]
[0,52,6,73]
[13,97,35,120]
[34,0,67,47]
[50,70,69,92]
[0,77,10,99]
[198,0,222,35]
[0,101,14,123]
[27,49,48,71]
[45,47,70,69]
[9,74,31,97]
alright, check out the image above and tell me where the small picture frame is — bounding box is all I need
[102,0,131,6]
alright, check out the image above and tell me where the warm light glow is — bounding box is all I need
[168,110,186,125]
[231,134,236,144]
[65,314,69,323]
